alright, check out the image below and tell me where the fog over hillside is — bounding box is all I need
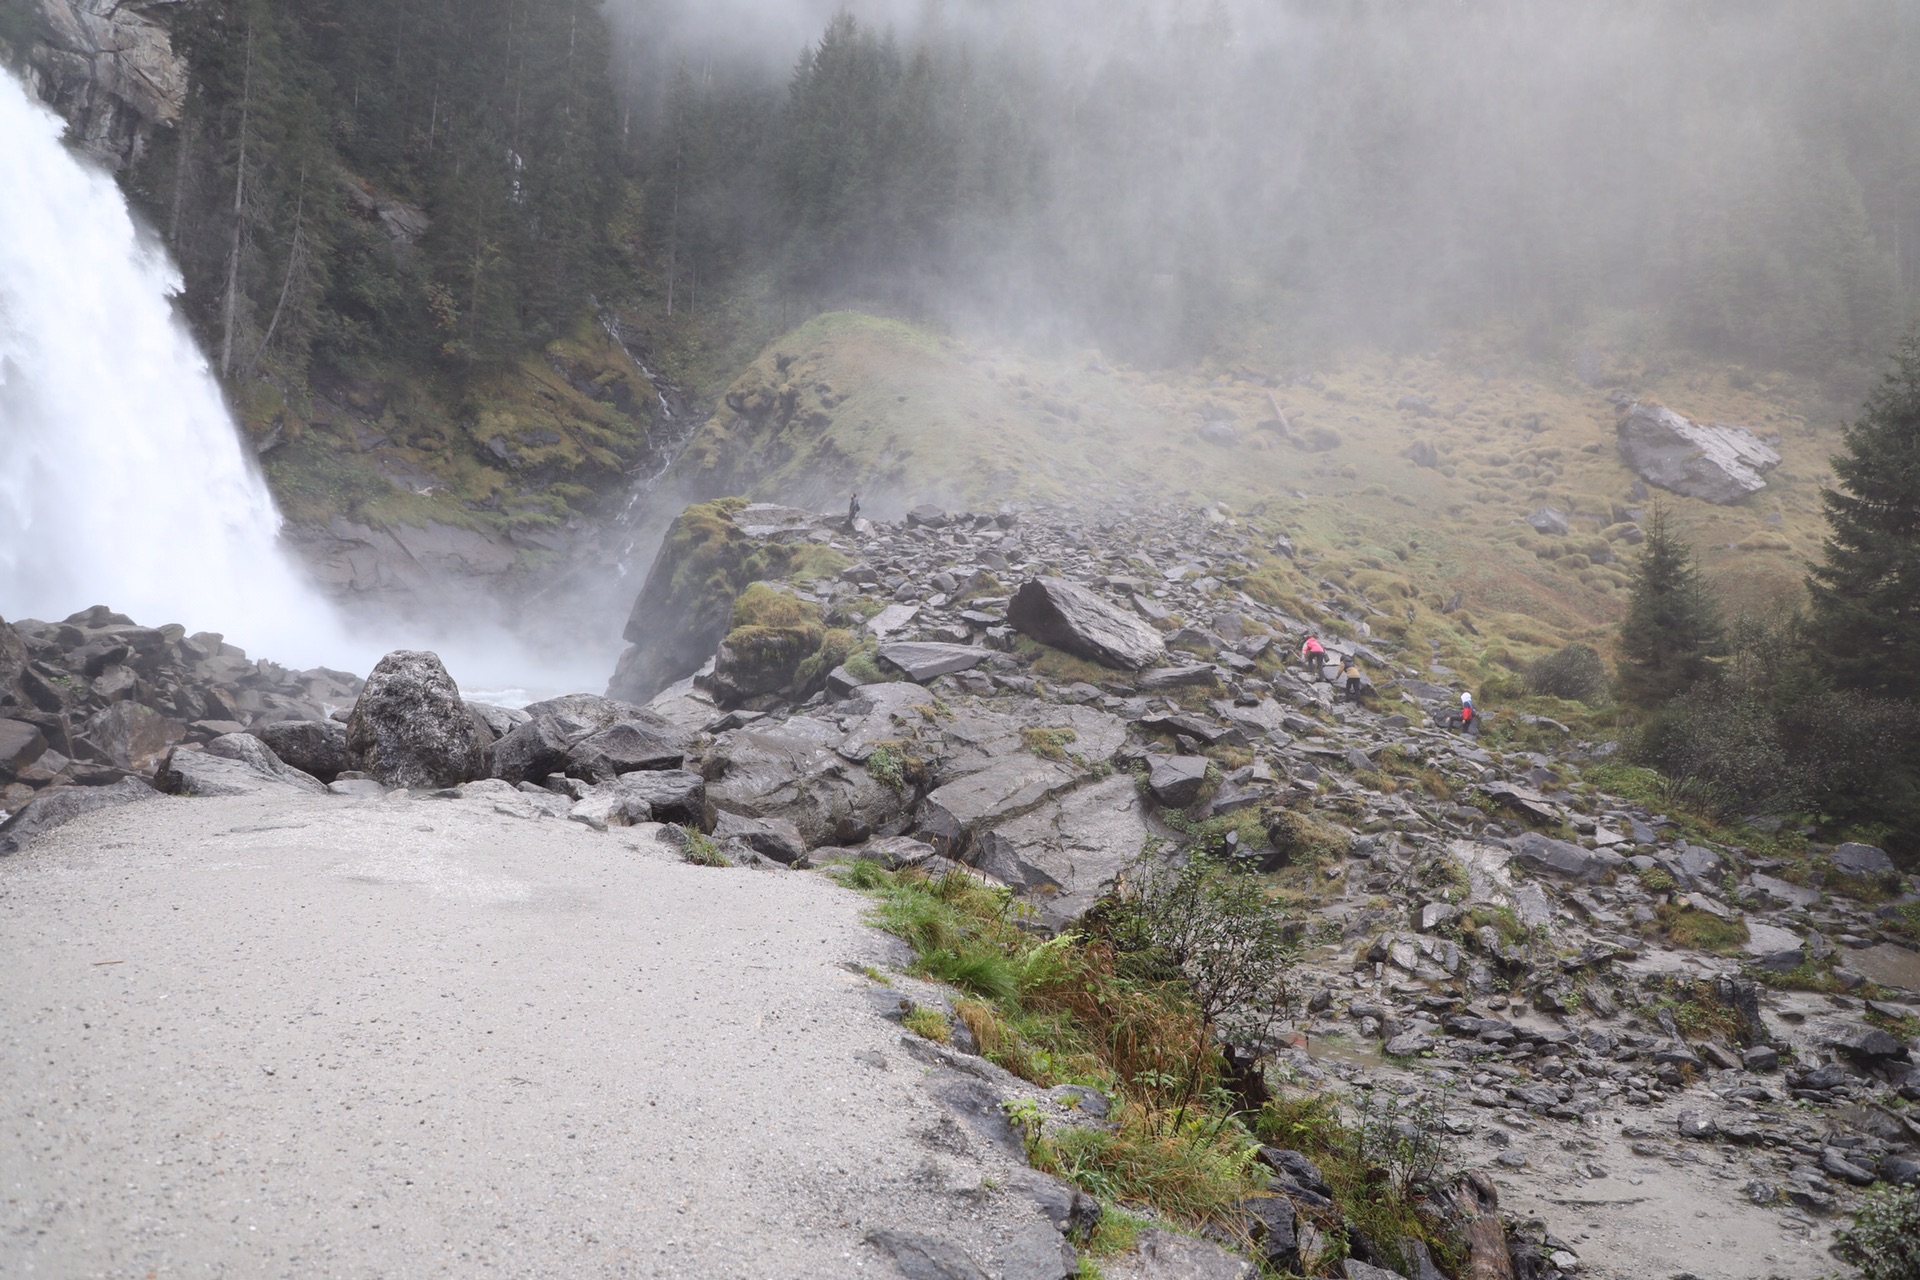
[605,0,1920,372]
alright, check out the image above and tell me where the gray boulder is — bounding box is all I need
[968,774,1154,929]
[1616,403,1781,504]
[0,777,157,854]
[252,718,349,783]
[1525,507,1570,536]
[1831,842,1896,878]
[1119,1230,1257,1280]
[489,714,576,785]
[1510,832,1623,884]
[465,701,531,739]
[345,651,489,789]
[565,721,685,782]
[0,717,48,778]
[705,727,911,847]
[1007,577,1166,671]
[203,733,326,793]
[712,810,807,864]
[80,701,182,773]
[919,756,1084,849]
[1147,755,1210,807]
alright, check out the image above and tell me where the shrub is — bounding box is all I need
[1836,1185,1920,1280]
[1108,852,1297,1045]
[1524,643,1610,704]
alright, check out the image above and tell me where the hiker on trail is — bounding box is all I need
[847,493,861,529]
[1301,636,1326,670]
[1458,691,1478,736]
[1341,655,1363,703]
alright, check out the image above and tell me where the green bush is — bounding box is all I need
[1107,852,1296,1044]
[1837,1185,1920,1280]
[1524,643,1610,704]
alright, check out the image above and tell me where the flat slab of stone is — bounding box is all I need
[865,604,921,638]
[878,642,987,683]
[1846,943,1920,994]
[1510,832,1624,884]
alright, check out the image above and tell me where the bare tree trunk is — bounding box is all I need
[242,171,307,382]
[218,24,254,380]
[166,116,193,247]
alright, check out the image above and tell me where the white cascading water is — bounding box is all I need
[0,67,353,669]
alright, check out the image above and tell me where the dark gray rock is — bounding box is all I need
[712,809,807,864]
[1124,1230,1257,1279]
[465,701,530,739]
[1831,842,1896,878]
[0,777,157,854]
[706,726,913,847]
[1007,1169,1101,1244]
[81,701,183,773]
[565,721,685,782]
[1244,1195,1300,1273]
[864,1229,989,1280]
[1742,1045,1781,1072]
[345,651,488,789]
[1616,402,1780,504]
[0,717,49,779]
[1827,1025,1910,1065]
[252,718,349,783]
[608,769,706,828]
[966,775,1152,930]
[1525,507,1569,536]
[203,733,326,793]
[878,642,988,683]
[1510,832,1623,884]
[1007,577,1166,671]
[1821,1148,1878,1186]
[1147,755,1210,807]
[490,715,576,785]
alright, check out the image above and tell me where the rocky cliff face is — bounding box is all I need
[20,0,196,171]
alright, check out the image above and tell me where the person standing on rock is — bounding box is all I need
[1301,636,1326,672]
[1458,691,1478,736]
[846,493,861,530]
[1341,655,1364,703]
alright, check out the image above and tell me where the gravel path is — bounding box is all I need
[1,789,1050,1278]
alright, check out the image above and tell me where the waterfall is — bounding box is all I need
[0,68,351,668]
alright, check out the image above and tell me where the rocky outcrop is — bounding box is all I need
[22,0,196,171]
[607,500,830,705]
[1616,402,1781,504]
[0,605,361,823]
[1007,577,1166,670]
[344,651,489,789]
[0,775,155,853]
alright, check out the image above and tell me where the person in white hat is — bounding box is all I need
[1459,691,1477,735]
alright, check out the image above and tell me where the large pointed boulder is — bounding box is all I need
[345,651,489,789]
[1007,577,1166,670]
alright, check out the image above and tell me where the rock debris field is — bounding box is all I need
[2,494,1917,1280]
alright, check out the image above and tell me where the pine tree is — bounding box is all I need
[1617,504,1725,706]
[1809,329,1920,702]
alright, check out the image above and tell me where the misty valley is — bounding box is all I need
[2,4,1919,1280]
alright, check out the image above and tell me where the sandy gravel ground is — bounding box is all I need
[0,788,1047,1279]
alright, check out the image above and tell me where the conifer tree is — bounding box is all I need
[1617,504,1724,706]
[1809,330,1920,703]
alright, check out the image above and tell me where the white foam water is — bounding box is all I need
[0,68,352,667]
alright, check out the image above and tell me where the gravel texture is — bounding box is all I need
[0,789,1048,1278]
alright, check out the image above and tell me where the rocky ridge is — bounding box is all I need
[3,497,1916,1279]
